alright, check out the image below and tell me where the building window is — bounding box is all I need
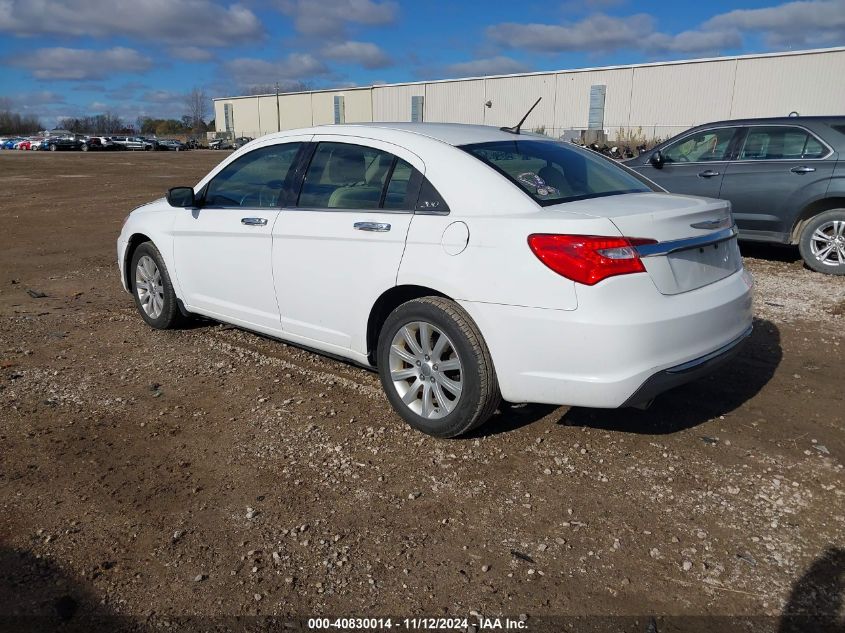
[588,85,606,130]
[333,96,345,124]
[411,95,424,122]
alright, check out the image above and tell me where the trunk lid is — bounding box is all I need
[550,192,742,294]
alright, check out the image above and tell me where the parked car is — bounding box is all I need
[118,123,753,437]
[112,136,153,151]
[626,116,845,274]
[92,136,117,150]
[83,136,103,150]
[209,138,233,150]
[16,139,34,150]
[41,136,87,151]
[233,136,253,149]
[157,139,186,151]
[2,138,23,149]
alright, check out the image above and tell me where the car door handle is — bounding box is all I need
[790,166,815,174]
[353,222,391,232]
[241,217,268,226]
[698,170,720,178]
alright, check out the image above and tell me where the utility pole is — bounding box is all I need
[276,82,281,132]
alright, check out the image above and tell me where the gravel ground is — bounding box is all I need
[0,151,842,633]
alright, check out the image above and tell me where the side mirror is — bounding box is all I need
[649,150,664,169]
[167,186,196,208]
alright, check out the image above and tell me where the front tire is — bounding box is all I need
[377,297,500,438]
[130,242,185,329]
[798,209,845,274]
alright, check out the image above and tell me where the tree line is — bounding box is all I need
[0,98,42,134]
[0,87,212,136]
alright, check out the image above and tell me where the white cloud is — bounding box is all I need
[486,1,845,58]
[487,14,656,53]
[11,47,153,80]
[277,0,397,37]
[170,46,215,62]
[643,29,742,54]
[321,41,391,68]
[223,53,330,87]
[8,91,66,106]
[142,90,183,104]
[442,56,530,77]
[704,0,845,47]
[0,0,263,46]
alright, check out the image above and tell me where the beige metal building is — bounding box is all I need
[213,47,845,143]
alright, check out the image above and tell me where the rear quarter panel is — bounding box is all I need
[399,209,622,311]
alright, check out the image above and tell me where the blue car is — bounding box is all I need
[2,138,23,149]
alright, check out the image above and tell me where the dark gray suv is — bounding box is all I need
[625,116,845,274]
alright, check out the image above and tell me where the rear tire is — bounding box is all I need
[377,297,500,438]
[798,209,845,274]
[130,242,186,329]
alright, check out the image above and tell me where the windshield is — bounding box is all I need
[461,139,655,206]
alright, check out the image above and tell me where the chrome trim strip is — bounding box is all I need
[284,206,414,215]
[690,216,733,230]
[635,226,737,257]
[666,324,753,374]
[283,206,450,216]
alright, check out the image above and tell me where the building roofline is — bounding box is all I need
[213,46,845,102]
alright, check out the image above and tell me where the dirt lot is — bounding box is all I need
[0,151,843,632]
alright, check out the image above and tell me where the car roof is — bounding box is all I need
[690,115,845,128]
[298,122,553,147]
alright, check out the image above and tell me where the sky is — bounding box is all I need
[1,0,844,128]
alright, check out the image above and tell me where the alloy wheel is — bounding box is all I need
[809,220,845,266]
[135,255,165,319]
[388,321,463,419]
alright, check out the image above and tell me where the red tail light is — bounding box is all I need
[527,234,657,286]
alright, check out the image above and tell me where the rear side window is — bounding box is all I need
[383,159,415,210]
[738,126,828,160]
[662,128,736,163]
[462,139,654,206]
[299,142,395,209]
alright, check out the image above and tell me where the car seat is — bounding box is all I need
[327,147,382,209]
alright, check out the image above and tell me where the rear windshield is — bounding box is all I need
[461,139,655,206]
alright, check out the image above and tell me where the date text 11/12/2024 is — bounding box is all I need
[307,617,529,630]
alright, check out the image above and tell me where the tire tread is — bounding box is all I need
[378,296,500,438]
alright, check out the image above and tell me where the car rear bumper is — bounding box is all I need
[459,268,754,408]
[619,323,751,408]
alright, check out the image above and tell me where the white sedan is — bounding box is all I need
[117,123,753,437]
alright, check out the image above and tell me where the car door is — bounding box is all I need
[172,138,307,334]
[272,136,424,356]
[718,125,836,241]
[636,127,741,198]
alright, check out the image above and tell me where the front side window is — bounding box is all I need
[738,126,827,160]
[462,139,654,206]
[662,128,736,163]
[299,143,397,209]
[204,143,301,208]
